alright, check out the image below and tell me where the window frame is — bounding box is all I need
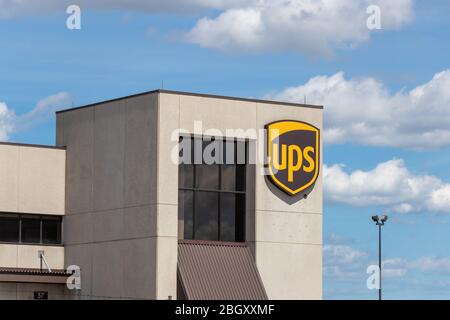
[0,213,63,246]
[178,135,247,242]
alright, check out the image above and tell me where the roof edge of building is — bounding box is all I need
[55,89,323,115]
[0,141,66,150]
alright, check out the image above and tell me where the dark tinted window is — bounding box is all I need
[178,137,247,242]
[179,136,194,188]
[194,191,219,240]
[220,193,235,241]
[0,214,62,245]
[221,165,236,191]
[179,190,194,240]
[0,214,19,242]
[195,165,220,189]
[42,217,62,244]
[195,139,220,189]
[21,216,41,243]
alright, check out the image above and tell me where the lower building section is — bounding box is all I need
[0,267,73,300]
[0,283,71,300]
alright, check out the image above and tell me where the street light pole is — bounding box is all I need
[372,214,388,301]
[378,222,382,300]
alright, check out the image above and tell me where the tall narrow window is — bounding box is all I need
[178,136,246,242]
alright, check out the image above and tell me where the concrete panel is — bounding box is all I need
[155,93,179,300]
[0,291,17,299]
[255,211,322,245]
[124,94,158,207]
[256,242,322,300]
[64,243,93,297]
[0,244,18,268]
[16,283,68,300]
[0,283,17,300]
[257,102,323,130]
[255,168,323,214]
[155,236,177,300]
[93,100,125,211]
[122,237,157,299]
[62,107,94,214]
[1,244,64,270]
[92,209,124,243]
[157,204,178,238]
[17,245,64,270]
[64,213,93,245]
[178,94,258,138]
[59,93,161,300]
[56,112,65,147]
[92,241,124,298]
[0,145,19,212]
[254,102,323,300]
[123,205,157,239]
[18,147,65,215]
[157,93,180,205]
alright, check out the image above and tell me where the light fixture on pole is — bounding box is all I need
[371,214,388,300]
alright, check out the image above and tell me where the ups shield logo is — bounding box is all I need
[266,120,320,196]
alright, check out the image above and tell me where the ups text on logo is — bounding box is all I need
[266,120,320,196]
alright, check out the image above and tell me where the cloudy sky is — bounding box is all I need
[1,0,450,299]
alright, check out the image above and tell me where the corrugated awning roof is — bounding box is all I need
[178,240,267,300]
[0,267,71,284]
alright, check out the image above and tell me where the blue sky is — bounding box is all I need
[1,0,450,299]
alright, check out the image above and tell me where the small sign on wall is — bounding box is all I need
[33,291,48,300]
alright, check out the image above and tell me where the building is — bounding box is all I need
[0,90,323,300]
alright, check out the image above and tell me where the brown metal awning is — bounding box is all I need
[0,267,71,284]
[177,240,267,300]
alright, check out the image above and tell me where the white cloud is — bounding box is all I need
[324,159,450,213]
[0,92,71,140]
[324,244,367,265]
[0,102,15,140]
[269,69,450,149]
[0,0,244,19]
[428,186,450,212]
[187,0,414,56]
[323,243,406,279]
[325,240,450,281]
[0,0,414,56]
[323,244,368,279]
[382,258,408,278]
[383,256,450,274]
[410,256,450,273]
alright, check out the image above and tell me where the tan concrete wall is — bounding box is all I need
[0,282,75,300]
[0,244,64,269]
[254,102,323,300]
[0,144,65,215]
[159,92,323,300]
[56,93,159,299]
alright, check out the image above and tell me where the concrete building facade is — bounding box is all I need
[0,143,67,299]
[0,90,323,300]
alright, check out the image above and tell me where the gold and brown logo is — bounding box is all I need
[266,120,320,196]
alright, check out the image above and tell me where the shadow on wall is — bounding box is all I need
[264,176,316,205]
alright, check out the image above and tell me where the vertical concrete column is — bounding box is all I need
[254,103,323,300]
[155,93,180,299]
[57,94,160,299]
